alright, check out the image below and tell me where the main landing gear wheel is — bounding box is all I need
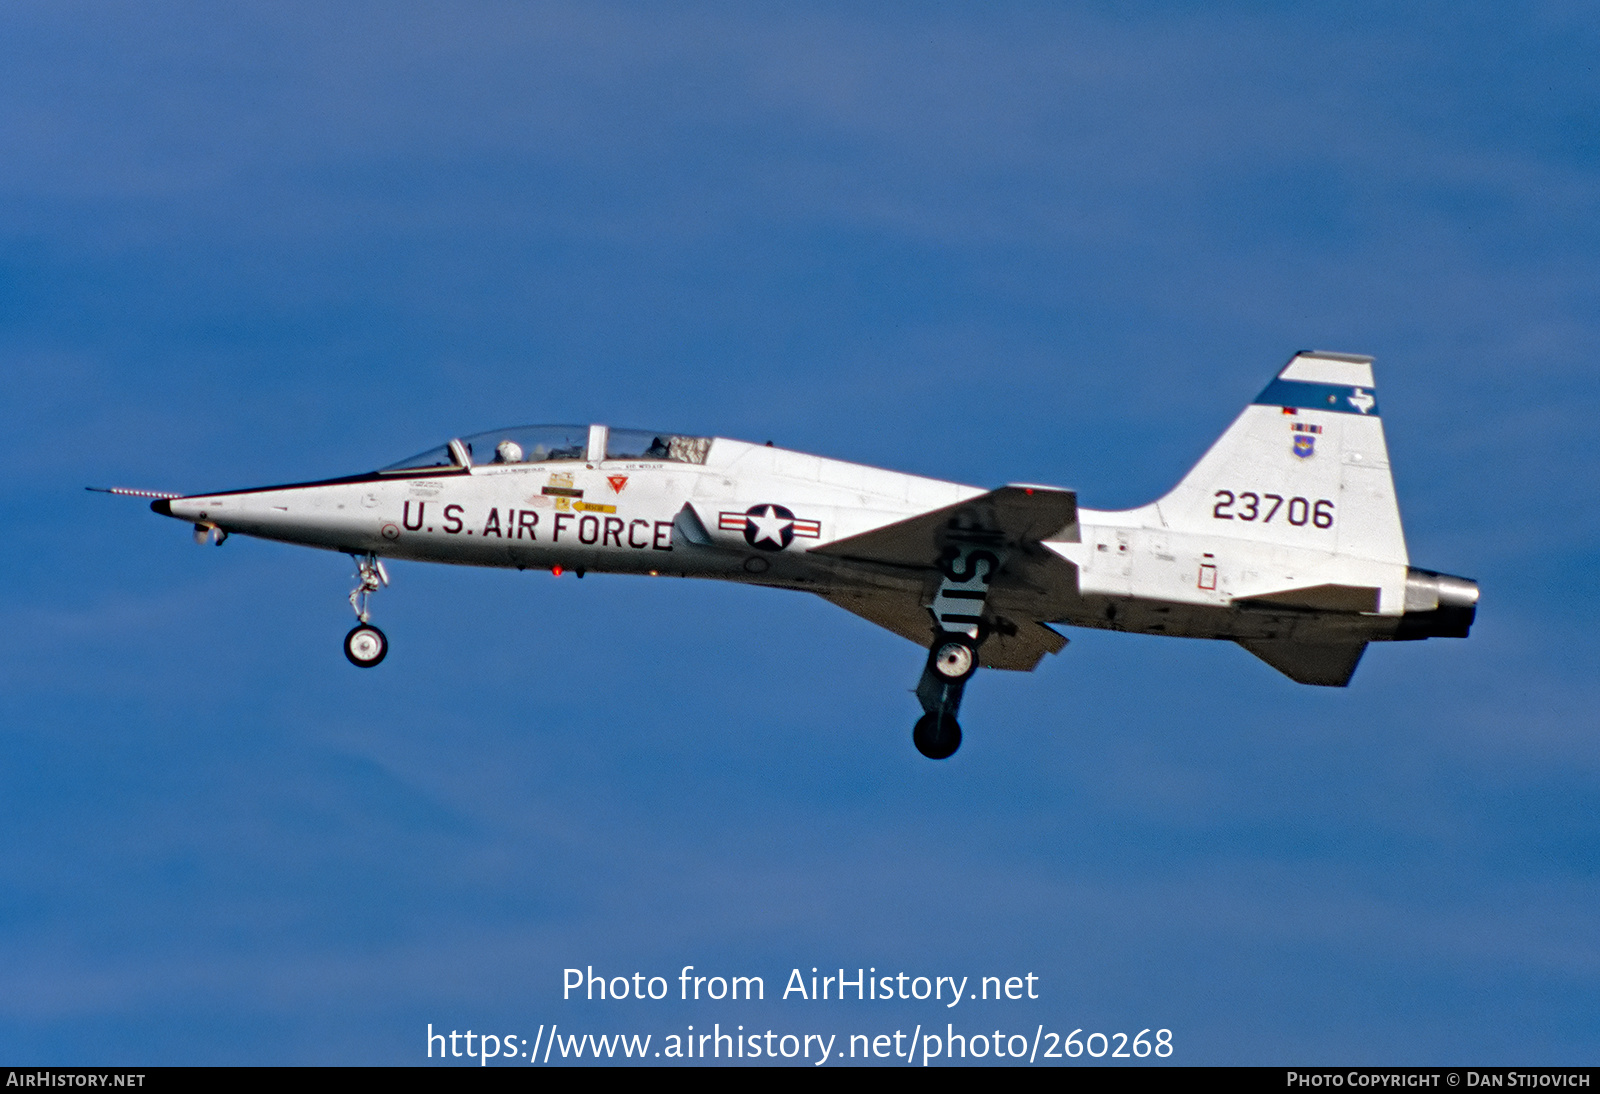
[930,636,978,682]
[344,624,388,667]
[913,712,962,760]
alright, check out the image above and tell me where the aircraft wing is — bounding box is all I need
[811,485,1079,566]
[821,587,1068,671]
[813,485,1078,671]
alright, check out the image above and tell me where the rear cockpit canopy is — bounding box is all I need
[605,429,712,464]
[380,425,711,472]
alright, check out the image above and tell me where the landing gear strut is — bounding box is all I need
[344,553,389,668]
[913,633,973,759]
[910,541,1003,759]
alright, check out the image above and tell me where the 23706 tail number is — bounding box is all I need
[1212,491,1333,528]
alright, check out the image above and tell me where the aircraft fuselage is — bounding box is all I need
[131,352,1478,757]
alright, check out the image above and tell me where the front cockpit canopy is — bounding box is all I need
[380,425,710,472]
[380,425,587,471]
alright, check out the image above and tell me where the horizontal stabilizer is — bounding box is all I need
[1237,639,1367,687]
[812,485,1078,568]
[820,587,1067,671]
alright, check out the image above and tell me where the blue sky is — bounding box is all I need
[1,1,1597,1065]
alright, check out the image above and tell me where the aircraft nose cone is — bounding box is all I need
[150,498,173,516]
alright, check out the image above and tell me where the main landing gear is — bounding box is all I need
[344,553,389,668]
[910,541,1003,759]
[913,633,975,759]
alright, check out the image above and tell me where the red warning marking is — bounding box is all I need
[607,475,629,494]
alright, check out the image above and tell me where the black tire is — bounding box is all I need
[344,624,388,667]
[913,712,962,760]
[928,635,978,682]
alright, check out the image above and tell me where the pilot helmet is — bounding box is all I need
[494,440,524,463]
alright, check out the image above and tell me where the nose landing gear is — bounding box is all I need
[192,521,227,546]
[344,553,389,668]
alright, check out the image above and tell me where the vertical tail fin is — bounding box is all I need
[1153,351,1408,567]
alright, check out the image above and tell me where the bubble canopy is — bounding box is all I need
[379,425,711,471]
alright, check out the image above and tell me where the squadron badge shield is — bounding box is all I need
[1290,421,1321,459]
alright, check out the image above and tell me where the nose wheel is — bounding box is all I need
[344,624,388,667]
[344,553,391,667]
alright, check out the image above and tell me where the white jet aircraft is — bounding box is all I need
[102,351,1476,758]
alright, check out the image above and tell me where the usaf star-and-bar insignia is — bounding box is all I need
[718,504,821,551]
